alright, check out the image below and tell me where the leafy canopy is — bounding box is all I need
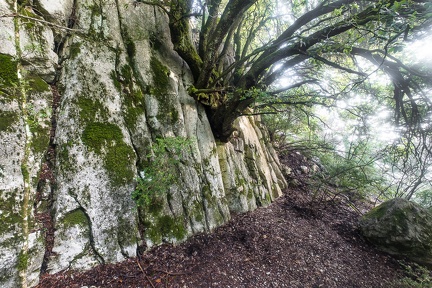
[153,0,432,142]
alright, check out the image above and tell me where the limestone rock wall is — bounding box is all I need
[0,1,286,287]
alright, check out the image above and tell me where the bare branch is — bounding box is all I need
[1,13,81,32]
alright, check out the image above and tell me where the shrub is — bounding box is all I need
[132,137,192,207]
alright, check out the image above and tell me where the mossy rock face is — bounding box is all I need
[150,56,170,96]
[145,215,186,245]
[81,122,135,187]
[359,198,432,265]
[26,76,50,93]
[62,209,88,228]
[0,111,19,132]
[0,54,18,87]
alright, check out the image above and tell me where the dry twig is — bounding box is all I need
[136,259,155,288]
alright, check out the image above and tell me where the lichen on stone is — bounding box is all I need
[86,3,107,41]
[0,2,289,284]
[124,87,145,128]
[57,141,77,174]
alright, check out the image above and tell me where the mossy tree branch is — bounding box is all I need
[160,0,432,141]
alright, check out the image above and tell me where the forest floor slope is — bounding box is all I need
[37,154,409,288]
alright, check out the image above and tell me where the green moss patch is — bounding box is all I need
[26,76,50,93]
[86,3,107,40]
[77,97,108,123]
[146,197,164,215]
[19,6,40,30]
[0,191,22,236]
[105,143,135,185]
[0,111,19,132]
[21,164,29,180]
[112,65,146,129]
[110,70,121,91]
[82,122,121,153]
[124,88,145,128]
[57,141,77,174]
[17,250,29,271]
[69,42,82,60]
[363,205,387,220]
[62,209,88,228]
[150,56,170,97]
[26,101,51,155]
[202,184,226,225]
[146,215,186,244]
[0,54,18,87]
[82,122,135,186]
[191,200,205,222]
[117,216,139,246]
[149,56,180,124]
[149,33,163,50]
[29,121,50,155]
[360,198,432,264]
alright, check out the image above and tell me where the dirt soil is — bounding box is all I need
[37,153,409,288]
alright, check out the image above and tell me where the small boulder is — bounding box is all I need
[359,198,432,265]
[281,164,292,178]
[300,165,309,174]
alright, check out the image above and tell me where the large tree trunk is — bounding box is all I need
[206,97,256,142]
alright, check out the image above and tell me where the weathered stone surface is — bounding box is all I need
[218,116,286,213]
[0,0,287,287]
[1,2,53,287]
[0,1,16,57]
[359,198,432,265]
[37,0,74,27]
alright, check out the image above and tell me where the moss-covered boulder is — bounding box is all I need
[359,198,432,265]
